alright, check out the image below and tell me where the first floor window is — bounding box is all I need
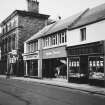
[80,28,86,41]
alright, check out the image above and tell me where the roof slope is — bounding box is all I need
[70,3,105,29]
[26,9,88,43]
[45,9,88,35]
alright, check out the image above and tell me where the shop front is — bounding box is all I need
[67,41,105,86]
[23,52,39,78]
[42,46,67,79]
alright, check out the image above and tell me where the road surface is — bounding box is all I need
[0,78,105,105]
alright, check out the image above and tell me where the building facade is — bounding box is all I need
[67,4,105,86]
[23,10,87,79]
[23,24,54,78]
[0,0,49,76]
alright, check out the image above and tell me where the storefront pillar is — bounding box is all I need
[67,57,69,82]
[103,56,105,87]
[38,59,42,78]
[24,60,28,77]
[103,41,105,87]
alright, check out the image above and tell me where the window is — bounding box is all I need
[68,57,80,78]
[6,25,8,32]
[51,35,57,46]
[2,28,4,34]
[43,30,66,48]
[13,20,16,28]
[80,28,86,41]
[89,56,104,80]
[58,31,66,44]
[9,22,12,30]
[27,41,38,53]
[12,34,16,50]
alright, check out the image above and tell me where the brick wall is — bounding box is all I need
[18,15,47,53]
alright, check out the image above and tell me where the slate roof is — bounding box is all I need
[25,9,88,43]
[45,9,88,35]
[69,3,105,30]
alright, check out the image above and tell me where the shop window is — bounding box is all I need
[89,56,104,80]
[80,28,86,41]
[68,57,80,78]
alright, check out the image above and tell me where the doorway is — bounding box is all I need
[80,55,88,82]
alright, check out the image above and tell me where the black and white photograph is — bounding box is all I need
[0,0,105,105]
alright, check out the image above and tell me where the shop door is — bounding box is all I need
[80,55,88,79]
[33,60,38,76]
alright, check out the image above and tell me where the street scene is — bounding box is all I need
[0,0,105,105]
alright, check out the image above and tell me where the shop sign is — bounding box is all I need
[43,46,67,59]
[12,50,17,55]
[46,51,60,56]
[23,54,38,60]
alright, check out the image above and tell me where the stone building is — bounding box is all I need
[0,0,49,76]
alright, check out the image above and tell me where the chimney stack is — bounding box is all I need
[27,0,39,13]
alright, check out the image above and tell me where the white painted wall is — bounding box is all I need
[67,20,105,46]
[24,42,27,53]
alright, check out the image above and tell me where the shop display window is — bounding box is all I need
[89,56,104,80]
[68,57,80,78]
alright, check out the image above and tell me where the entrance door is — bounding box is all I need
[80,55,88,80]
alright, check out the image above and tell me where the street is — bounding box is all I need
[0,78,105,105]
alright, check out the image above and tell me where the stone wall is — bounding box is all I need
[18,15,47,53]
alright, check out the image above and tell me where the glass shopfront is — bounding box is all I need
[42,46,67,79]
[68,57,80,78]
[27,60,38,77]
[67,41,105,85]
[89,56,104,80]
[43,58,67,78]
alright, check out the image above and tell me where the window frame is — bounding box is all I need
[80,28,86,41]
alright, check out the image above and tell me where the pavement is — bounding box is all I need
[0,75,105,96]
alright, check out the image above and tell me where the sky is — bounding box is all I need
[0,0,105,23]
